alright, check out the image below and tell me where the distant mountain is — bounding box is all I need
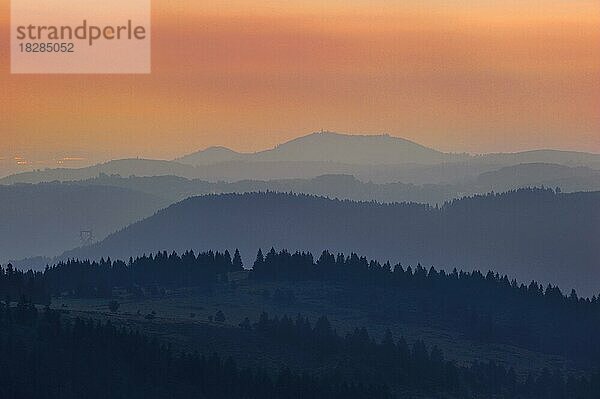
[179,131,456,166]
[0,183,167,263]
[252,132,454,164]
[61,189,600,295]
[176,146,249,165]
[178,132,600,169]
[3,132,600,184]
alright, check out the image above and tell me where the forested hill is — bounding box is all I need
[3,303,598,399]
[4,248,600,368]
[61,188,600,295]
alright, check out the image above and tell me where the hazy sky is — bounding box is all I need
[1,0,599,169]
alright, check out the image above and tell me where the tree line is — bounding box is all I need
[252,248,599,308]
[0,249,243,300]
[3,246,600,367]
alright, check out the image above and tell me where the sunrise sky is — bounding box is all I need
[1,0,599,170]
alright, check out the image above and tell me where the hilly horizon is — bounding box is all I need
[179,131,600,167]
[49,163,600,204]
[5,164,599,268]
[59,189,600,296]
[3,132,600,184]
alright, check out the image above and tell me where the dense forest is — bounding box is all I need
[0,302,390,399]
[2,247,600,370]
[1,299,599,398]
[252,312,600,398]
[252,248,600,367]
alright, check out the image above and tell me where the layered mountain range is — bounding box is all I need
[3,132,600,184]
[2,132,598,295]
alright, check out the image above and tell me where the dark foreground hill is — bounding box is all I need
[63,189,600,295]
[4,248,600,398]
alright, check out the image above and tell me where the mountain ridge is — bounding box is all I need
[59,189,600,296]
[3,132,600,185]
[177,131,600,167]
[179,131,461,166]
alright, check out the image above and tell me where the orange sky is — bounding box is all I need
[1,0,599,168]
